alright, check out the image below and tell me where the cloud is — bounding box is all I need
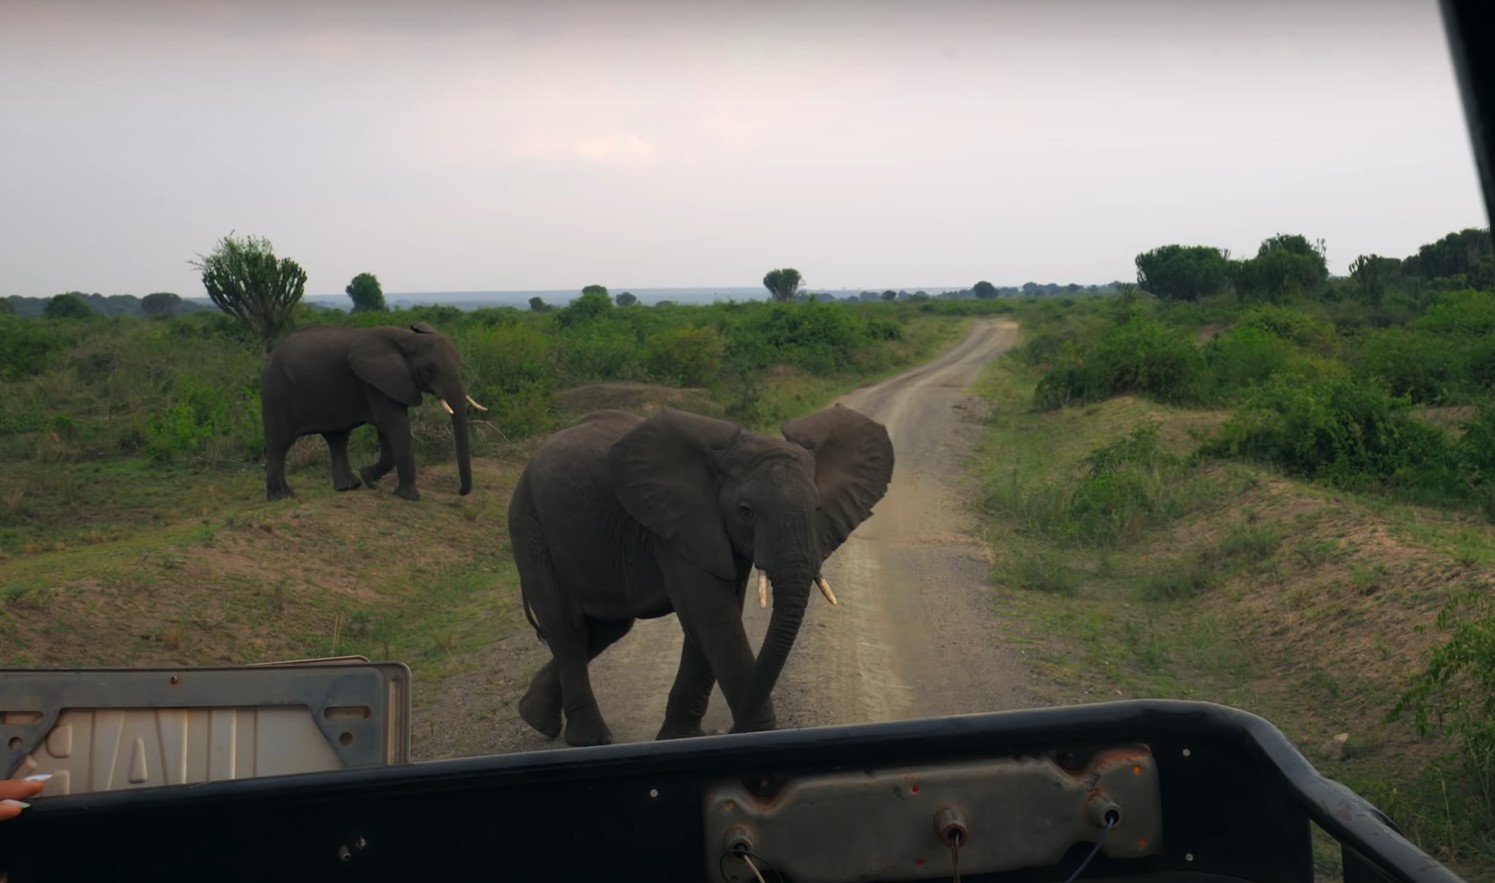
[570,133,658,166]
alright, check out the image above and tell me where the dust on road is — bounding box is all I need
[413,319,1039,759]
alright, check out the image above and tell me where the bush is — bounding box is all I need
[1235,304,1339,355]
[1387,588,1495,827]
[643,326,726,387]
[1351,328,1460,404]
[1202,326,1297,400]
[1033,318,1210,410]
[1201,374,1459,495]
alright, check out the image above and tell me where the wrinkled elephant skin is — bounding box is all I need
[508,405,894,747]
[260,322,477,502]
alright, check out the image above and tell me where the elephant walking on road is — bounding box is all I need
[259,322,484,502]
[508,404,894,747]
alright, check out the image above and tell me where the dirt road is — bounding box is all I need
[413,319,1039,758]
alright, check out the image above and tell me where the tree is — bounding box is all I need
[1348,254,1400,307]
[972,280,998,300]
[44,292,92,319]
[191,232,307,353]
[0,298,14,316]
[345,272,386,312]
[529,296,551,312]
[615,291,638,307]
[881,290,897,302]
[1134,244,1231,301]
[556,287,613,328]
[763,268,803,303]
[1232,233,1328,302]
[141,292,181,319]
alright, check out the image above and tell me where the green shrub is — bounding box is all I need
[1202,374,1460,495]
[1033,318,1210,410]
[1412,289,1495,337]
[643,326,726,387]
[1202,325,1297,399]
[1351,328,1460,404]
[1387,587,1495,827]
[1236,304,1339,355]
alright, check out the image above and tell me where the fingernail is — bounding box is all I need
[23,773,52,783]
[1,799,31,809]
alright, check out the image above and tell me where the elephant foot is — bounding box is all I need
[265,484,294,502]
[563,720,614,747]
[729,708,778,735]
[333,476,363,492]
[393,485,421,502]
[518,688,562,740]
[358,466,386,486]
[655,722,707,741]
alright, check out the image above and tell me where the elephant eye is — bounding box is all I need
[738,502,754,521]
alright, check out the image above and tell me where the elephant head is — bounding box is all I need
[347,322,478,496]
[608,404,893,729]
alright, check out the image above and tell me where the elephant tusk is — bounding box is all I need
[816,576,838,606]
[465,394,489,412]
[758,569,769,609]
[439,399,455,415]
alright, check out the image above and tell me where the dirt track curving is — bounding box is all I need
[413,319,1040,758]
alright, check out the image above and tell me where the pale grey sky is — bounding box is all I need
[1,0,1488,297]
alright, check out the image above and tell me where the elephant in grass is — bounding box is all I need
[508,403,894,746]
[259,322,486,502]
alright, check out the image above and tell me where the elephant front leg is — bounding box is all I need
[522,617,634,744]
[665,567,776,736]
[657,637,714,740]
[322,429,363,491]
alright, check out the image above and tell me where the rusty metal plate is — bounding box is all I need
[703,746,1163,883]
[0,660,410,796]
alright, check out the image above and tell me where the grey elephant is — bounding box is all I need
[508,403,894,746]
[259,322,485,502]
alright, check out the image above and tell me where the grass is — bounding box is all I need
[969,347,1495,882]
[0,309,977,705]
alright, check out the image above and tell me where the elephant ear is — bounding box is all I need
[347,332,423,407]
[410,322,438,335]
[608,407,743,581]
[781,404,894,560]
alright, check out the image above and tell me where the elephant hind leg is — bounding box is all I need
[359,427,396,487]
[520,617,633,741]
[265,436,295,501]
[323,429,363,491]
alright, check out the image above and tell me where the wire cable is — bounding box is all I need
[740,854,768,883]
[1061,814,1119,883]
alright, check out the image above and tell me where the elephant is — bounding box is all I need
[259,322,485,502]
[507,403,894,747]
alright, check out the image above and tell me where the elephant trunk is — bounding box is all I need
[734,564,814,731]
[438,384,474,496]
[452,403,473,496]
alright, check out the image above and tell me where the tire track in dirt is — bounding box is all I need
[413,319,1039,759]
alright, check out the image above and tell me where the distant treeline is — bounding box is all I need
[0,291,213,320]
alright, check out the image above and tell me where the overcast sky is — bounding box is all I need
[1,0,1488,297]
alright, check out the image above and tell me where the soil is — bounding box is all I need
[412,319,1043,759]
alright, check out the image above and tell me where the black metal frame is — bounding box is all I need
[0,701,1467,882]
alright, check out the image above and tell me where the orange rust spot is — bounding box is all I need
[1138,839,1148,849]
[1132,765,1142,775]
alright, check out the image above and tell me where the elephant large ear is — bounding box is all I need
[781,404,894,559]
[608,408,743,581]
[347,332,423,407]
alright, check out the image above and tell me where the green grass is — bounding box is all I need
[969,348,1495,881]
[0,303,982,703]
